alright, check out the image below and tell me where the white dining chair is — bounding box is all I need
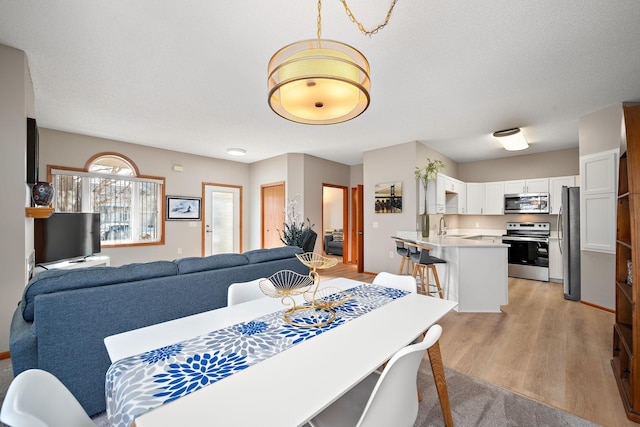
[307,324,444,427]
[227,278,267,306]
[0,369,96,427]
[372,271,418,294]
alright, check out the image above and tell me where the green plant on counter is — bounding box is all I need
[415,158,445,237]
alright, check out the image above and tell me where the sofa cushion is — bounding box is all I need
[175,253,249,274]
[244,246,303,264]
[22,261,178,321]
[332,230,344,242]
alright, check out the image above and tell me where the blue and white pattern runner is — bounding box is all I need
[105,284,408,427]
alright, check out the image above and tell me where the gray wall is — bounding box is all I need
[0,44,34,352]
[363,141,457,274]
[578,103,624,310]
[39,129,252,266]
[458,148,579,182]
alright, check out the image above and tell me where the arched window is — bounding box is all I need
[50,153,165,247]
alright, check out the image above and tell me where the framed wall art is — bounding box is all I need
[166,196,202,220]
[374,182,402,213]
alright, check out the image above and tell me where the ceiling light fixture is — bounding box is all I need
[227,148,247,157]
[492,128,529,151]
[268,0,398,125]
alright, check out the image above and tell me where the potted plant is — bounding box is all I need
[415,158,445,237]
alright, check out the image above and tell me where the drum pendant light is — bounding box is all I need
[268,0,397,125]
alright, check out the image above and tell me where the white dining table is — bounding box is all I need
[104,277,458,427]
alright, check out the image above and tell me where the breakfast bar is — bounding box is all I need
[395,232,509,312]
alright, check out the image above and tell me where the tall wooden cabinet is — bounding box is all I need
[613,103,640,422]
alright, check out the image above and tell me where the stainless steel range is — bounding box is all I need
[502,222,550,282]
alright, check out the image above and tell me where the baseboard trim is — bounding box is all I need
[0,351,10,360]
[580,300,615,313]
[363,271,376,276]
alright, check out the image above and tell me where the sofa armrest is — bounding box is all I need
[9,302,37,376]
[324,234,333,253]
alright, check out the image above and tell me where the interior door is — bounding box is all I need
[203,184,242,256]
[322,183,349,263]
[261,182,285,248]
[352,184,364,272]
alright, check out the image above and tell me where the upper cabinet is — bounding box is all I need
[549,176,577,214]
[504,178,549,194]
[427,173,466,214]
[484,182,505,214]
[466,183,485,214]
[426,174,579,216]
[580,149,618,253]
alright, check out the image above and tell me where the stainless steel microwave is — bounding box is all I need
[504,193,550,214]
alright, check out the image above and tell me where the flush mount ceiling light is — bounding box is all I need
[226,148,247,157]
[492,128,529,151]
[268,0,398,125]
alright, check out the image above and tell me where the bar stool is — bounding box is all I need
[408,243,446,299]
[392,237,412,275]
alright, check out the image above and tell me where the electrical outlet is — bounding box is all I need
[475,222,480,228]
[389,251,394,259]
[177,248,182,255]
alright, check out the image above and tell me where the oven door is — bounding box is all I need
[502,236,549,281]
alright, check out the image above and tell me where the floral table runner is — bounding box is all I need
[105,284,409,427]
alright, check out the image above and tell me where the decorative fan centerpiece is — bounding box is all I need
[259,252,351,327]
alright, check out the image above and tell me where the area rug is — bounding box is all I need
[0,357,598,427]
[414,364,600,427]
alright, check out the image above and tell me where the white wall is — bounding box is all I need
[323,187,343,231]
[0,44,33,353]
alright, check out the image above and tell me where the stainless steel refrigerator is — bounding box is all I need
[558,186,581,301]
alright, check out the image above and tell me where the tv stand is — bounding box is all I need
[34,255,110,276]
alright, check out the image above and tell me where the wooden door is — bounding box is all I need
[351,185,364,272]
[261,182,285,248]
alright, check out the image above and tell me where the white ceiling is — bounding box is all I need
[1,1,640,166]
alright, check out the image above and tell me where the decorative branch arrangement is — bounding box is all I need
[278,194,315,247]
[414,158,445,190]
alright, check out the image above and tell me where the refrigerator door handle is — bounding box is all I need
[557,205,563,255]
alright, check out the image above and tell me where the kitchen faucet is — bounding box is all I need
[438,215,447,235]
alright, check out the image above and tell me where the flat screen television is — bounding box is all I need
[34,213,101,264]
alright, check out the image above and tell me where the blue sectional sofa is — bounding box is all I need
[9,246,308,416]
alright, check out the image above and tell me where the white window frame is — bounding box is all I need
[50,166,165,247]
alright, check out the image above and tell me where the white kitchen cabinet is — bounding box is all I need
[484,181,505,214]
[444,175,464,193]
[426,174,446,214]
[504,178,549,194]
[466,183,485,214]
[428,173,466,214]
[549,237,563,281]
[549,176,576,214]
[454,182,467,214]
[580,149,618,254]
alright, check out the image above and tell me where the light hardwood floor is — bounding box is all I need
[322,261,634,427]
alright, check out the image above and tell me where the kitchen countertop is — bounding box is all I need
[395,230,509,248]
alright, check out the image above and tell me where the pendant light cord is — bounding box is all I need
[317,0,322,40]
[317,0,398,39]
[340,0,399,36]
